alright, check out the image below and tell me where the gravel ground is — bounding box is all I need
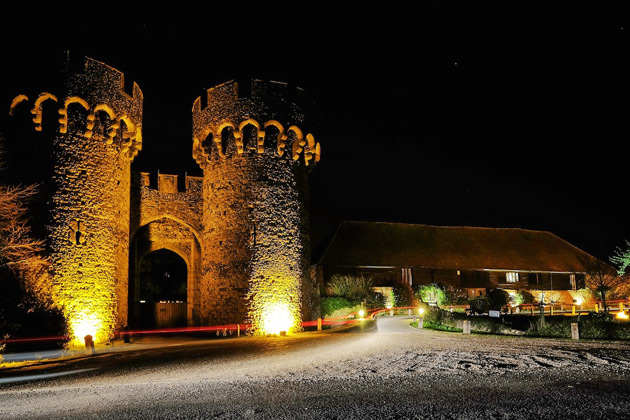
[1,316,630,419]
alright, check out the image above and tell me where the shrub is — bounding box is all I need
[417,305,630,341]
[577,313,630,340]
[321,297,356,317]
[392,280,413,307]
[324,274,377,302]
[469,316,525,335]
[512,290,535,306]
[415,284,446,305]
[423,306,466,328]
[326,304,364,319]
[528,316,573,338]
[469,296,490,314]
[487,289,508,311]
[415,283,468,306]
[443,285,469,305]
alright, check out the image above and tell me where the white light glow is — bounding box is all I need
[261,303,292,335]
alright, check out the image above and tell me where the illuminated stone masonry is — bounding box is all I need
[7,55,321,344]
[192,80,321,335]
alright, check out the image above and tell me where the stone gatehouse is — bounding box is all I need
[5,54,321,343]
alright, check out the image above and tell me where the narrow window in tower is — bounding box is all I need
[202,132,213,157]
[242,124,258,153]
[220,127,231,155]
[250,223,257,247]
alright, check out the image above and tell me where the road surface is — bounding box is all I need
[2,316,630,419]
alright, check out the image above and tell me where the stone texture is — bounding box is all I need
[193,80,320,333]
[8,58,321,342]
[8,56,144,344]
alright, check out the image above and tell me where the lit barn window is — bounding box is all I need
[506,272,519,283]
[402,268,413,287]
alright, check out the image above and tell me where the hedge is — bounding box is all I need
[421,307,630,340]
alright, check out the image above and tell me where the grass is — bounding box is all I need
[410,320,462,332]
[413,307,630,341]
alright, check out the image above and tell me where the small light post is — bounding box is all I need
[84,335,95,355]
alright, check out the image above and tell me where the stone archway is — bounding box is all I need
[128,218,202,329]
[135,249,188,329]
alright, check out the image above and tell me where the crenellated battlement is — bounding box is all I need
[8,55,143,161]
[62,54,143,109]
[191,116,321,166]
[195,79,307,111]
[192,79,320,167]
[4,53,322,341]
[134,171,203,195]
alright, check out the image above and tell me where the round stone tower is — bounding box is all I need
[192,80,321,334]
[9,55,143,344]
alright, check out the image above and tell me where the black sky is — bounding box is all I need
[1,5,628,261]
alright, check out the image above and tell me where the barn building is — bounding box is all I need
[315,221,604,304]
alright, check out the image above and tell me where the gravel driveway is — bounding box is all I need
[1,316,630,419]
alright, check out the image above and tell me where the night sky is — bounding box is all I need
[1,5,628,261]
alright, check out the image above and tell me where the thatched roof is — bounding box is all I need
[318,221,603,273]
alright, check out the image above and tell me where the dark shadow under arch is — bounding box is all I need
[132,248,188,329]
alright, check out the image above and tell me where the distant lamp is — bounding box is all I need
[358,310,365,319]
[616,311,628,320]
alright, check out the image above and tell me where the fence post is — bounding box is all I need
[417,317,423,329]
[463,320,471,335]
[572,305,575,315]
[571,322,580,340]
[317,317,322,332]
[237,324,240,337]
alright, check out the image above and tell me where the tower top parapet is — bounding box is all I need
[191,79,320,166]
[61,54,143,123]
[192,79,313,125]
[8,53,144,161]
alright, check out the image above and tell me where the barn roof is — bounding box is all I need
[317,221,603,273]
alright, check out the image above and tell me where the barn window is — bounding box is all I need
[402,268,413,286]
[506,272,519,283]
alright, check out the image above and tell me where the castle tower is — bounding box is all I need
[192,80,321,334]
[9,55,143,344]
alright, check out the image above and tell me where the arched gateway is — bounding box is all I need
[129,172,203,328]
[133,249,188,328]
[7,56,322,344]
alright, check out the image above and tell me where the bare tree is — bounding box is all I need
[0,136,61,346]
[585,259,626,314]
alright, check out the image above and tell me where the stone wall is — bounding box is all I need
[192,80,321,333]
[129,172,203,326]
[9,54,143,344]
[7,57,323,341]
